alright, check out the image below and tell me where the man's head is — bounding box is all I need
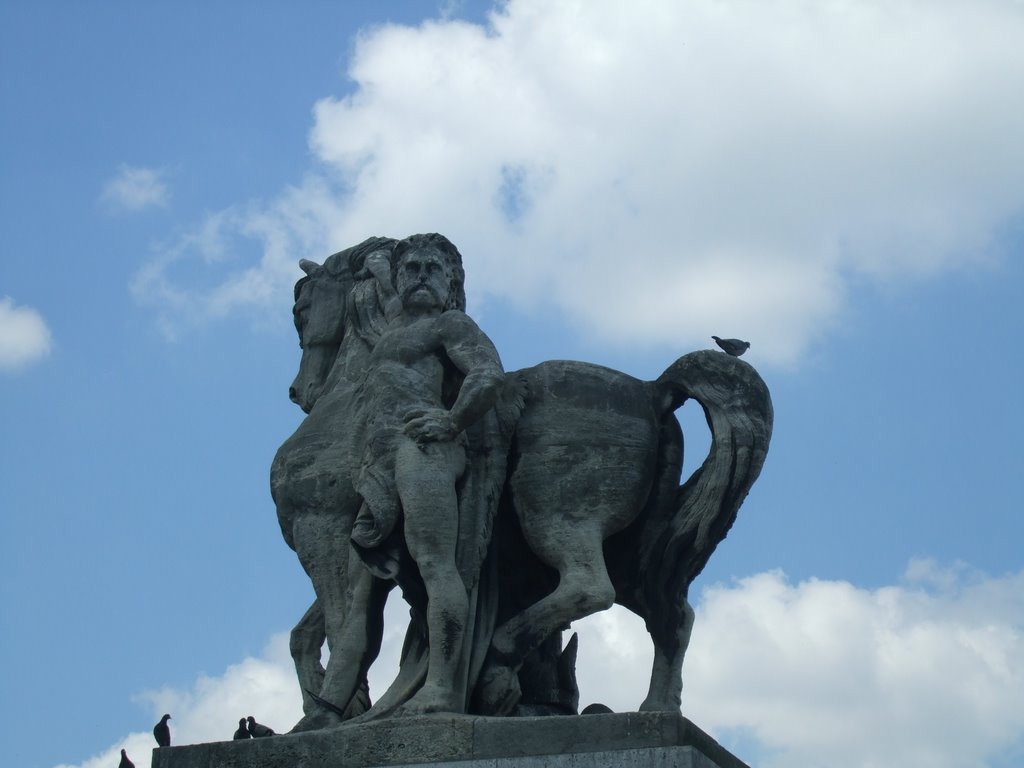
[392,233,466,313]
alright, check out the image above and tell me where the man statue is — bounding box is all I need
[349,233,506,714]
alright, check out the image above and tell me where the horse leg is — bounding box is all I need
[476,525,615,716]
[290,599,326,717]
[640,597,694,712]
[289,509,358,731]
[316,549,393,719]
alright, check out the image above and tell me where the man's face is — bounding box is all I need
[396,246,451,311]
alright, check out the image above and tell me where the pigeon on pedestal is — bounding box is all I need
[233,717,251,740]
[247,716,275,738]
[153,714,171,747]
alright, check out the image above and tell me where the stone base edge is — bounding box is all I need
[152,712,749,768]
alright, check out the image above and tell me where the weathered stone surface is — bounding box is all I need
[151,712,748,768]
[271,233,774,730]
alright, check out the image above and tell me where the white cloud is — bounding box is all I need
[53,634,303,768]
[51,599,410,768]
[575,560,1024,768]
[0,297,52,371]
[52,731,155,768]
[54,562,1024,768]
[136,0,1024,361]
[132,633,303,746]
[131,178,337,336]
[101,165,169,212]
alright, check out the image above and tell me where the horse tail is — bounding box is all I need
[632,350,773,621]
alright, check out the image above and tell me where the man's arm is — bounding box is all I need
[363,249,402,321]
[403,311,504,443]
[440,311,505,434]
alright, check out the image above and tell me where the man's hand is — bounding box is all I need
[355,248,394,282]
[403,408,457,445]
[365,250,392,283]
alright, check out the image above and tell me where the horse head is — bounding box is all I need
[289,236,399,413]
[289,258,349,413]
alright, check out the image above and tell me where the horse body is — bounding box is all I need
[475,351,771,714]
[471,361,664,713]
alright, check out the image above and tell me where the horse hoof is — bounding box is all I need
[288,709,343,733]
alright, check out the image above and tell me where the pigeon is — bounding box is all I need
[153,713,172,747]
[233,717,251,740]
[712,335,750,357]
[118,749,135,768]
[246,715,275,738]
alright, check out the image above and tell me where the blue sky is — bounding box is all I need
[1,2,1022,767]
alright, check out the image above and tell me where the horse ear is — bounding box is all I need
[299,259,321,275]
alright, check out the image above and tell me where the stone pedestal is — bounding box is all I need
[152,711,748,768]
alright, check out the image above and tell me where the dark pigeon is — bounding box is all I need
[153,713,171,747]
[118,749,135,768]
[581,702,614,715]
[712,335,750,357]
[246,715,275,738]
[233,717,251,740]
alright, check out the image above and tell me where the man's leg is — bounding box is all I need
[395,436,467,713]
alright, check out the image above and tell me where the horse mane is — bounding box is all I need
[330,236,395,278]
[327,236,399,349]
[348,278,391,347]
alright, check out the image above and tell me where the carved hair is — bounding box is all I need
[292,237,398,343]
[348,272,390,346]
[293,236,396,302]
[391,233,467,312]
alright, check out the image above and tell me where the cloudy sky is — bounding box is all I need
[1,1,1022,767]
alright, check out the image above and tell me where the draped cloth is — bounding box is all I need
[351,376,526,719]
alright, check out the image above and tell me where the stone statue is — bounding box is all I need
[272,233,773,730]
[271,236,397,730]
[347,234,511,714]
[273,234,522,729]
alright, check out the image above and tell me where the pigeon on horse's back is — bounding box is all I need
[712,335,750,357]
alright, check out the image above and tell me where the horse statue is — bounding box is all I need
[475,350,772,714]
[271,236,401,730]
[273,235,773,726]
